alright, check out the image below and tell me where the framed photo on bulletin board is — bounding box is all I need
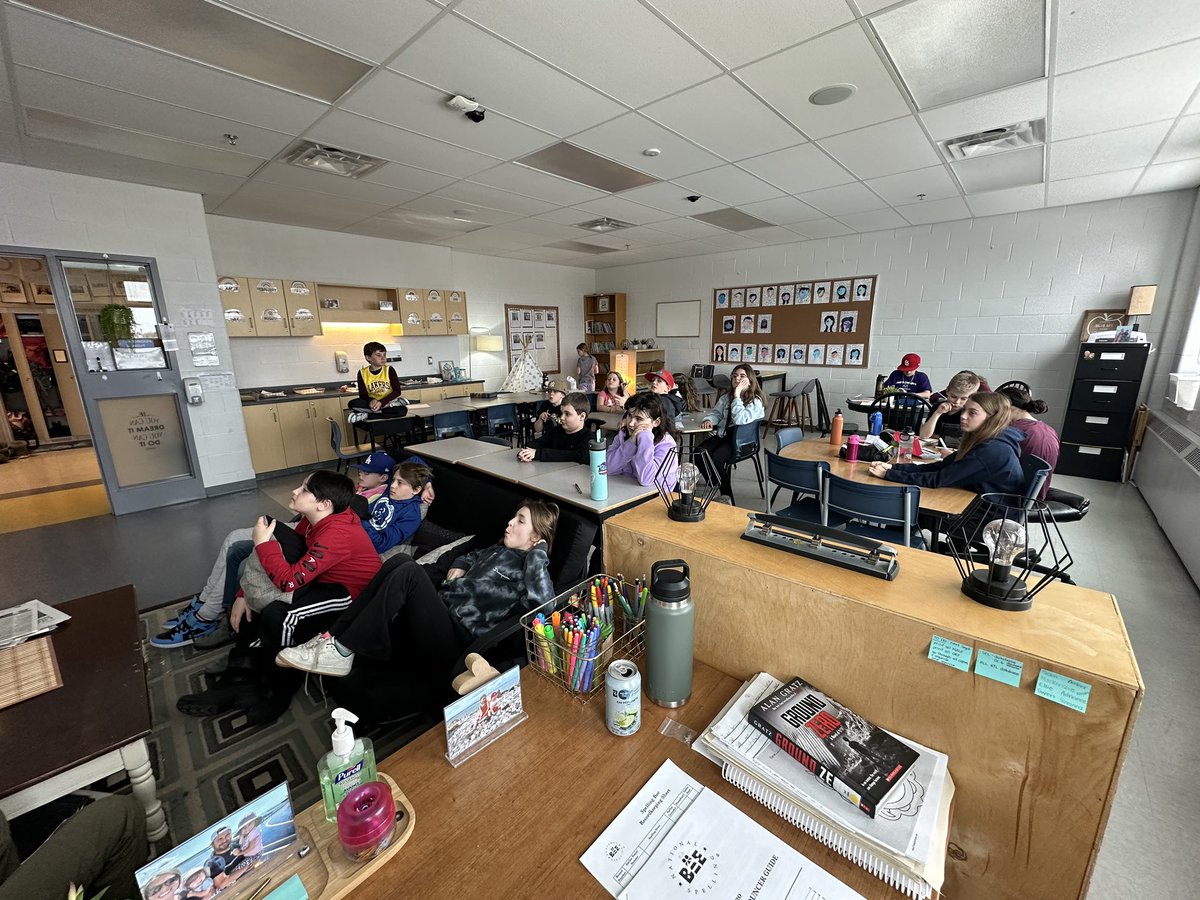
[709,275,876,366]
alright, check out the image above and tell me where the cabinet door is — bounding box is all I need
[277,401,320,468]
[217,277,255,336]
[447,290,468,334]
[442,384,468,399]
[400,288,426,334]
[423,289,448,335]
[242,405,287,473]
[312,397,346,462]
[285,281,322,336]
[250,278,290,336]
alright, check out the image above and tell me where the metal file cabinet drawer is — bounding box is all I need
[1055,442,1125,481]
[1067,379,1141,413]
[1061,410,1133,446]
[1075,343,1150,381]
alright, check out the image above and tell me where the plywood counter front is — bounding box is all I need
[604,501,1142,900]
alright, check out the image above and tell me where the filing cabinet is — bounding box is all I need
[1057,342,1149,481]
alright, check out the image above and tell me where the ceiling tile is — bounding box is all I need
[533,207,597,226]
[646,216,729,239]
[343,218,460,242]
[470,164,606,205]
[739,225,806,244]
[605,225,680,246]
[253,161,419,205]
[644,0,854,68]
[919,79,1048,140]
[306,110,501,177]
[361,161,457,194]
[503,217,601,240]
[1135,159,1200,194]
[1048,120,1174,181]
[616,182,725,215]
[16,68,293,160]
[799,181,887,216]
[387,14,626,136]
[786,217,854,238]
[214,0,441,64]
[679,165,783,205]
[343,71,556,159]
[698,231,763,250]
[737,24,911,139]
[569,113,723,179]
[573,195,676,225]
[865,165,961,205]
[1156,115,1200,164]
[214,180,396,228]
[1054,0,1200,74]
[895,196,971,225]
[964,183,1045,217]
[819,116,942,179]
[5,8,327,134]
[0,101,21,135]
[1052,40,1200,140]
[393,195,520,225]
[737,143,854,194]
[1045,169,1141,206]
[736,195,825,225]
[641,76,805,161]
[434,181,559,216]
[453,0,721,106]
[836,208,909,231]
[437,225,546,251]
[0,132,23,165]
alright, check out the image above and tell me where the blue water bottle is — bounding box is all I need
[869,411,883,436]
[589,430,608,501]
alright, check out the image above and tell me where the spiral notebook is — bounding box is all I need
[696,673,954,900]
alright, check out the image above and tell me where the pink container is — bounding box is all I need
[336,781,396,862]
[847,434,861,462]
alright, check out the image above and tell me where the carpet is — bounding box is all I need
[136,605,435,851]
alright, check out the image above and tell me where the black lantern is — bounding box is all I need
[654,449,721,522]
[945,493,1073,612]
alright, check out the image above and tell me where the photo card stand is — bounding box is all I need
[444,665,528,768]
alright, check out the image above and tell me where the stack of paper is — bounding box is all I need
[694,673,954,900]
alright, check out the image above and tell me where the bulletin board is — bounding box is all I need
[710,276,877,368]
[505,304,561,374]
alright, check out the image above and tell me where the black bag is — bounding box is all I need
[839,443,891,463]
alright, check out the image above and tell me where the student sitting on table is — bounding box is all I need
[606,392,680,487]
[533,379,568,436]
[997,385,1060,500]
[918,370,982,448]
[350,341,407,417]
[644,369,685,417]
[869,392,1024,494]
[882,353,932,397]
[275,501,557,679]
[518,391,591,464]
[597,371,628,410]
[696,363,765,496]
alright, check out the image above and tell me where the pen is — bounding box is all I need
[247,877,272,900]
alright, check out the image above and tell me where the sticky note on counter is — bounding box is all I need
[928,635,972,671]
[1034,669,1091,714]
[975,649,1023,687]
[266,874,308,900]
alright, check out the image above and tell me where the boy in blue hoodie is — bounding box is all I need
[361,461,431,554]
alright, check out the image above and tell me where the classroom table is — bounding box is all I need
[780,439,974,516]
[458,449,579,485]
[353,659,907,900]
[353,400,474,450]
[405,436,511,464]
[522,465,659,514]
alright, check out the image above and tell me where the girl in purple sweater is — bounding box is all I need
[606,392,679,487]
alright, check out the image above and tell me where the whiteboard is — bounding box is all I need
[656,299,701,337]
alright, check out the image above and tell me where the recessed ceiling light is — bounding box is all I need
[284,141,385,178]
[808,84,857,106]
[642,148,662,157]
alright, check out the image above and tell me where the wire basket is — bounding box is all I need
[522,576,645,704]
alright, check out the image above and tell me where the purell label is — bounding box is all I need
[335,759,364,786]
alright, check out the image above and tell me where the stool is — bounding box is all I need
[767,380,816,433]
[692,377,717,409]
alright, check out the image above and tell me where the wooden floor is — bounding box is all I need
[0,447,110,532]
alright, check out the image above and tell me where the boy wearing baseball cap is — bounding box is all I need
[882,353,932,397]
[351,451,395,506]
[534,379,569,437]
[645,369,685,417]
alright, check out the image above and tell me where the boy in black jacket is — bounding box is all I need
[517,392,591,464]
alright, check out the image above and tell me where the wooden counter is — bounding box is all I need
[604,501,1142,900]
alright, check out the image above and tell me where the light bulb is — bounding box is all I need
[678,462,699,507]
[981,518,1026,566]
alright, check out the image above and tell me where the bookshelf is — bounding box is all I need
[583,292,626,355]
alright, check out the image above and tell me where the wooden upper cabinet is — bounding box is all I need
[249,278,290,337]
[400,288,425,334]
[284,280,322,336]
[447,290,468,335]
[423,288,448,335]
[217,276,255,336]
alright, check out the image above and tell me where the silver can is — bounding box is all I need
[606,659,641,736]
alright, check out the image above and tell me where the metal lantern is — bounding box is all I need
[945,493,1074,612]
[654,449,721,522]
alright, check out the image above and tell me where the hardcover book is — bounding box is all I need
[748,676,919,817]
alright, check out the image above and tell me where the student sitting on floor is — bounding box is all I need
[517,391,591,464]
[997,385,1060,500]
[869,392,1024,494]
[644,369,685,417]
[275,501,558,679]
[350,341,406,417]
[882,353,933,398]
[606,392,680,487]
[918,370,982,449]
[361,461,432,554]
[596,371,628,410]
[696,363,765,497]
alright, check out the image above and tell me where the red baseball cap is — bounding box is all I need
[645,369,675,390]
[897,353,921,373]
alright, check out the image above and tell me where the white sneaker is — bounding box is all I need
[275,634,354,677]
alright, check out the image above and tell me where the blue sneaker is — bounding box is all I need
[160,594,203,630]
[150,611,218,648]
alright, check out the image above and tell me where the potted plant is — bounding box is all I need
[98,303,135,345]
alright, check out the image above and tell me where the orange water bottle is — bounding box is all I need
[829,409,843,446]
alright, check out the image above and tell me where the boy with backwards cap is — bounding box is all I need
[645,369,685,417]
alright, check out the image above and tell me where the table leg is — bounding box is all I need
[119,739,167,842]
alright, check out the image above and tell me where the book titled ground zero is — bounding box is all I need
[748,676,920,817]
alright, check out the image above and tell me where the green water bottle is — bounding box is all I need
[645,560,694,708]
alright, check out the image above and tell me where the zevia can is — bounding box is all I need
[606,659,641,736]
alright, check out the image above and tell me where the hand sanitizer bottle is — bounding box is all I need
[319,708,377,822]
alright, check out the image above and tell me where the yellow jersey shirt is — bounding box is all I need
[360,364,395,402]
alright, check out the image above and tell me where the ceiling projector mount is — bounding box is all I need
[447,94,485,123]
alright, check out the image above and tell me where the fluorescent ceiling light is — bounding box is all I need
[549,240,622,254]
[285,142,386,179]
[872,0,1046,109]
[518,143,658,193]
[952,144,1044,194]
[690,208,774,232]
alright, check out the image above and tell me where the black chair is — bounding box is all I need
[712,373,732,396]
[996,380,1032,395]
[765,451,826,523]
[822,473,924,548]
[326,417,370,473]
[727,421,765,505]
[868,393,932,433]
[1043,487,1090,523]
[1019,455,1053,504]
[774,426,805,452]
[485,403,519,445]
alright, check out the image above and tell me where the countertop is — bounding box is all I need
[238,376,484,405]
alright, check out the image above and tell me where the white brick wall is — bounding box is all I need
[597,191,1194,430]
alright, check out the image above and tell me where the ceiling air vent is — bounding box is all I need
[575,217,634,233]
[939,119,1045,162]
[284,141,385,178]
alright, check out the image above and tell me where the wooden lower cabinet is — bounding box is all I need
[243,397,352,474]
[242,405,286,473]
